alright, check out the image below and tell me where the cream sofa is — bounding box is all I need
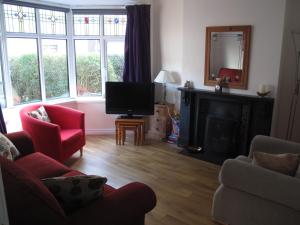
[212,135,300,225]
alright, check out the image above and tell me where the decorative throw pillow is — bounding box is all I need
[0,132,20,160]
[28,106,51,122]
[42,175,107,213]
[253,152,300,176]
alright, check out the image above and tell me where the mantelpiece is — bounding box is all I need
[178,88,274,164]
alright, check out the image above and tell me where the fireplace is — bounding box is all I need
[178,88,274,164]
[204,116,239,155]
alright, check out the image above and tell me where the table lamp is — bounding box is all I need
[154,70,175,104]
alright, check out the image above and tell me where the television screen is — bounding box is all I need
[105,82,155,116]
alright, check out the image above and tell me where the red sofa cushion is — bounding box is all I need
[16,152,71,179]
[0,155,66,225]
[61,129,84,160]
[61,129,83,142]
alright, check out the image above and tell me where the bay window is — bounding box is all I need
[42,39,69,99]
[0,2,127,108]
[75,40,101,96]
[73,11,126,97]
[6,38,41,105]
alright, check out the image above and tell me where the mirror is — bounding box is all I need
[204,26,251,89]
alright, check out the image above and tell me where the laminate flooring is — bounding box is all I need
[66,135,220,225]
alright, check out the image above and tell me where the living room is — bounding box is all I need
[0,0,300,225]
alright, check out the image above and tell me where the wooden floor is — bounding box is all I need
[66,134,220,225]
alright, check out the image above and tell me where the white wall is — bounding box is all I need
[76,100,116,134]
[272,0,300,142]
[152,0,183,108]
[153,0,286,98]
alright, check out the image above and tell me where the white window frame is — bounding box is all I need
[1,3,70,107]
[72,11,126,98]
[0,3,126,108]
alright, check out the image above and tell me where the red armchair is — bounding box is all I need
[1,132,156,225]
[19,104,85,162]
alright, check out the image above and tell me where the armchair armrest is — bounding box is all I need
[45,105,85,131]
[220,159,300,211]
[5,131,34,158]
[249,135,300,157]
[69,182,156,225]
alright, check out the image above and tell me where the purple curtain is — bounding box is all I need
[123,4,151,83]
[0,105,7,134]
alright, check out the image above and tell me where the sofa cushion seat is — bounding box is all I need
[61,129,84,154]
[16,152,71,179]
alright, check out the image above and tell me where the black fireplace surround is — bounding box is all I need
[178,88,274,164]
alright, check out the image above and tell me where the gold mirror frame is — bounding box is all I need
[204,25,251,89]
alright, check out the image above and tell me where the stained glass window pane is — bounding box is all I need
[104,15,127,36]
[73,15,100,36]
[107,41,124,82]
[39,9,66,35]
[42,39,69,99]
[75,40,102,96]
[7,38,41,105]
[4,4,36,33]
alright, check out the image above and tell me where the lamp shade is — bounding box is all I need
[154,70,175,84]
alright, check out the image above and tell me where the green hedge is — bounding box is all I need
[9,54,124,104]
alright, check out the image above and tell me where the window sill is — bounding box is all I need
[76,97,106,104]
[3,97,106,110]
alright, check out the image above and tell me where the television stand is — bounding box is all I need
[119,115,143,119]
[115,117,145,145]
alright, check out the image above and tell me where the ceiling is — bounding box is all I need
[38,0,147,6]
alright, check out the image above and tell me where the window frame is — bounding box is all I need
[105,39,125,82]
[0,3,126,108]
[1,3,70,107]
[72,12,126,98]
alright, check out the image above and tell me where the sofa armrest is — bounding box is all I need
[220,159,300,211]
[5,131,35,158]
[68,182,156,225]
[249,135,300,157]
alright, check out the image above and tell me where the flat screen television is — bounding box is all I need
[105,82,155,117]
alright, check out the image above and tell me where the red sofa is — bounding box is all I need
[19,104,85,162]
[1,132,156,225]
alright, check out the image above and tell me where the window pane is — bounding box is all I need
[39,9,66,35]
[0,61,6,107]
[75,40,101,96]
[4,4,36,33]
[104,15,127,36]
[7,38,41,105]
[42,39,69,100]
[107,41,124,82]
[74,15,100,35]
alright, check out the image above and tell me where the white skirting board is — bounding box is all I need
[0,166,9,225]
[85,128,115,135]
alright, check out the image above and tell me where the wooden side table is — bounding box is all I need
[115,117,145,145]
